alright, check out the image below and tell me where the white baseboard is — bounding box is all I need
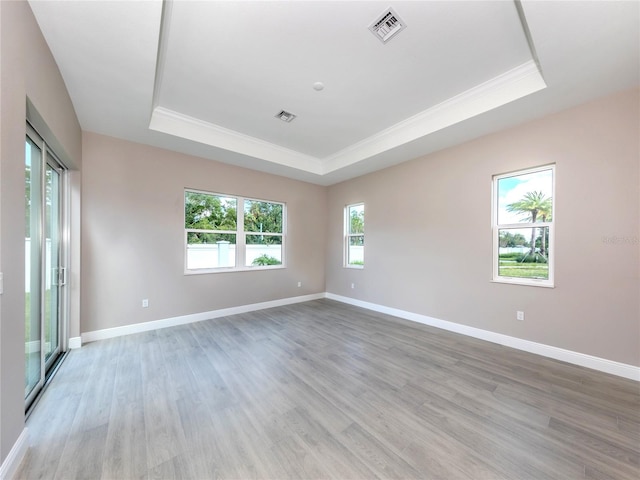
[0,428,28,480]
[81,293,325,344]
[77,290,639,381]
[326,293,640,382]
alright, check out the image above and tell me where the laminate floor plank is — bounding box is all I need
[17,299,640,479]
[338,422,422,479]
[215,368,294,443]
[279,406,380,480]
[139,334,190,472]
[53,424,109,480]
[270,435,329,480]
[101,343,147,480]
[145,453,196,480]
[15,351,91,480]
[174,393,223,479]
[66,337,120,434]
[414,398,561,479]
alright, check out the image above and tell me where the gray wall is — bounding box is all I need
[80,132,327,333]
[0,0,81,465]
[327,87,640,367]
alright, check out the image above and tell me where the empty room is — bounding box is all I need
[1,0,639,479]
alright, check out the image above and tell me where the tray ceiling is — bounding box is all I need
[28,1,639,185]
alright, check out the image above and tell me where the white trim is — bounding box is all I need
[150,106,323,175]
[0,428,29,480]
[325,293,640,382]
[184,265,286,275]
[68,337,82,349]
[150,61,545,177]
[81,293,324,344]
[322,60,546,174]
[492,164,555,288]
[78,291,639,381]
[491,278,554,288]
[344,203,364,268]
[184,191,286,273]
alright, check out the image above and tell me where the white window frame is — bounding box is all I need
[492,165,555,287]
[344,203,364,269]
[184,189,286,274]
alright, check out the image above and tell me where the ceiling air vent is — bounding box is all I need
[369,8,406,44]
[275,110,297,123]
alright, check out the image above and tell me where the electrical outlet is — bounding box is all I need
[142,299,149,308]
[516,311,524,321]
[351,283,355,289]
[297,281,302,287]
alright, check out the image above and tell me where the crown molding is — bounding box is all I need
[150,60,545,178]
[322,60,546,174]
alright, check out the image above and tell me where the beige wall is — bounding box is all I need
[0,0,81,465]
[80,132,327,333]
[327,87,640,367]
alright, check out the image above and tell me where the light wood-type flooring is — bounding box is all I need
[16,299,640,479]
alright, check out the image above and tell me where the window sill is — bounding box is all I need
[185,265,286,275]
[491,277,554,288]
[344,264,364,269]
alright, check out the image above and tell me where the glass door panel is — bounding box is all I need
[25,136,43,401]
[44,162,61,366]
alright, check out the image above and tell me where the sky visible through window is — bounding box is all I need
[497,169,553,226]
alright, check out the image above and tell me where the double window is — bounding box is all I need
[345,203,364,267]
[492,165,555,287]
[185,190,285,272]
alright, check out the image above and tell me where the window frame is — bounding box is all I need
[492,164,555,288]
[344,203,364,269]
[184,189,286,274]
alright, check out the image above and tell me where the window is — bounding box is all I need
[185,190,285,272]
[244,199,284,267]
[492,165,555,287]
[345,203,364,267]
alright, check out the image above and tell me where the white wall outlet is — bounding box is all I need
[142,299,149,308]
[351,283,355,289]
[516,311,525,321]
[297,281,302,287]
[0,272,3,295]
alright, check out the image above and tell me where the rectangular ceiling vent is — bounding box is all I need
[275,110,297,123]
[369,8,406,44]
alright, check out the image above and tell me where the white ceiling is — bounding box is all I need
[29,1,639,186]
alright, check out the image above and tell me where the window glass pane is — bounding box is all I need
[348,235,364,266]
[185,192,237,230]
[246,234,282,266]
[25,137,42,399]
[244,200,283,233]
[44,164,60,363]
[348,204,364,234]
[498,227,549,280]
[497,169,553,225]
[186,232,236,269]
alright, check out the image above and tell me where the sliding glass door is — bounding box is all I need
[25,124,66,408]
[25,133,43,401]
[44,162,62,366]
